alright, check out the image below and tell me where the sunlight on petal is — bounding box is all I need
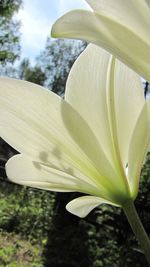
[66,195,118,217]
[114,60,145,167]
[66,45,114,167]
[52,4,150,81]
[0,78,112,192]
[6,154,101,194]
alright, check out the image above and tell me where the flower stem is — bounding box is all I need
[123,200,150,265]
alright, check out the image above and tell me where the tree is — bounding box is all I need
[0,0,22,65]
[18,58,46,85]
[37,38,86,95]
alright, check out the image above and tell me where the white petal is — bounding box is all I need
[6,154,99,194]
[86,0,150,33]
[66,195,118,217]
[0,78,110,192]
[62,90,129,199]
[128,100,150,197]
[112,59,145,167]
[66,44,144,194]
[52,8,150,81]
[0,78,124,198]
[66,45,124,185]
[51,10,97,40]
[66,44,114,166]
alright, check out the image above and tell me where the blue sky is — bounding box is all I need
[16,0,89,63]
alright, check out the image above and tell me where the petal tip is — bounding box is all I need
[66,202,86,218]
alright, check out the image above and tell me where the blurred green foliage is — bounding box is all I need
[37,38,86,95]
[0,0,22,17]
[18,58,46,86]
[0,185,55,243]
[0,0,21,65]
[0,231,43,267]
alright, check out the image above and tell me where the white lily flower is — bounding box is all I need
[51,0,150,82]
[0,45,150,218]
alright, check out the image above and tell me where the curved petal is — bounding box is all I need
[128,100,150,198]
[112,59,145,167]
[66,195,118,217]
[6,154,100,194]
[51,9,150,81]
[51,10,102,49]
[6,154,78,192]
[66,44,115,170]
[86,0,150,33]
[0,78,112,192]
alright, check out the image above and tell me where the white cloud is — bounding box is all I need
[16,1,53,62]
[16,0,89,63]
[18,10,51,49]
